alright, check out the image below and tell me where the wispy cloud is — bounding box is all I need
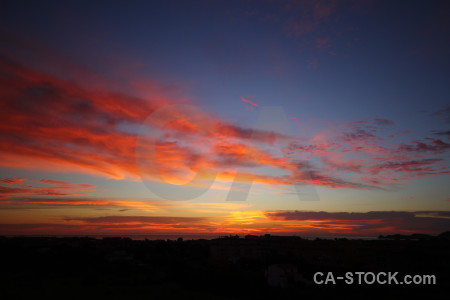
[0,178,27,185]
[0,178,95,199]
[241,96,259,109]
[374,118,395,126]
[432,106,450,123]
[284,118,450,189]
[314,37,330,51]
[398,139,450,153]
[265,210,450,235]
[65,215,206,225]
[283,0,338,37]
[1,36,449,194]
[433,130,450,137]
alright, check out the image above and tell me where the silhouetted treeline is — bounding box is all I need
[379,231,450,241]
[0,234,448,299]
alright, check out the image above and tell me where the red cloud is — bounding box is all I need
[0,178,95,199]
[0,178,26,185]
[1,37,449,193]
[37,179,95,189]
[0,46,176,179]
[2,47,297,188]
[240,96,259,107]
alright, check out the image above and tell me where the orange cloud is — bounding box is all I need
[17,198,163,209]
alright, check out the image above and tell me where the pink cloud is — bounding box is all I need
[241,96,259,107]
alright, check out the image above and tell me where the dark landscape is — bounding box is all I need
[1,233,449,299]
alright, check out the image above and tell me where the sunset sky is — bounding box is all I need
[1,0,449,237]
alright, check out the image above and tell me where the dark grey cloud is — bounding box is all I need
[432,106,450,123]
[433,130,450,137]
[398,139,450,153]
[265,210,450,233]
[374,118,395,126]
[343,129,376,142]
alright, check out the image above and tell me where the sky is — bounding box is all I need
[1,0,449,237]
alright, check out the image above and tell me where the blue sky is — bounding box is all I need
[0,0,449,236]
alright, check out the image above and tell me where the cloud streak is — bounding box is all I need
[65,215,206,225]
[241,96,259,107]
[0,178,95,199]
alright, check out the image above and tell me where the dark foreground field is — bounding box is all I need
[0,234,449,299]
